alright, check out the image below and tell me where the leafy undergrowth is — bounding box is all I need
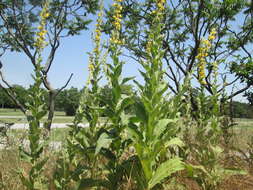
[0,148,253,190]
[0,127,253,190]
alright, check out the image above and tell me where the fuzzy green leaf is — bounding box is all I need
[165,137,185,148]
[95,133,113,155]
[154,119,177,138]
[135,101,148,123]
[148,157,184,189]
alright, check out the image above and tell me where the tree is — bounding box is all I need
[57,87,81,116]
[0,87,13,108]
[103,0,253,102]
[0,85,28,108]
[0,0,99,130]
[12,85,28,108]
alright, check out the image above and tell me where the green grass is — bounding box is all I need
[0,117,75,123]
[0,108,23,116]
[0,108,66,116]
[0,108,74,123]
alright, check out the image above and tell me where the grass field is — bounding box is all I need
[0,108,110,124]
[0,110,252,148]
[0,108,66,116]
[0,109,253,189]
[0,117,75,123]
[0,108,73,123]
[0,108,253,153]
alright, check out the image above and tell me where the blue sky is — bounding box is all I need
[0,0,248,102]
[1,14,98,89]
[1,0,142,90]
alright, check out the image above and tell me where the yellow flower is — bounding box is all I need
[146,41,152,55]
[152,0,166,15]
[87,4,104,85]
[109,0,123,46]
[92,6,103,55]
[196,28,217,85]
[35,1,50,51]
[157,0,166,11]
[88,63,95,72]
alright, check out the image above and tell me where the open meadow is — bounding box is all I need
[1,109,253,189]
[1,0,253,189]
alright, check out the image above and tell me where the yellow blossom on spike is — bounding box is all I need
[88,62,95,72]
[157,0,166,11]
[146,40,152,55]
[35,1,50,51]
[87,4,104,85]
[110,0,123,46]
[86,57,93,85]
[208,28,217,41]
[196,28,217,85]
[152,0,166,15]
[93,8,103,55]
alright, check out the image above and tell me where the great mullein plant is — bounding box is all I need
[185,28,246,190]
[53,5,105,190]
[125,0,184,189]
[90,0,137,189]
[53,1,133,188]
[18,1,49,189]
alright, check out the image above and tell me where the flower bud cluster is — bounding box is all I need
[196,28,217,85]
[93,11,103,56]
[110,0,123,45]
[152,0,166,15]
[34,1,50,51]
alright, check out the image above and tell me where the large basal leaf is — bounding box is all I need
[135,101,148,123]
[154,119,177,138]
[148,157,184,189]
[116,95,134,114]
[19,148,32,162]
[184,163,211,178]
[164,137,185,148]
[95,132,112,155]
[126,123,143,143]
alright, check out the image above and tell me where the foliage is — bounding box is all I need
[1,0,253,190]
[55,87,81,116]
[103,0,253,101]
[17,2,50,189]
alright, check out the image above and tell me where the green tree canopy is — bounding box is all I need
[103,0,253,100]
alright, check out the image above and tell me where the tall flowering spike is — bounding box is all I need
[110,0,123,46]
[151,0,166,16]
[145,0,166,59]
[93,7,103,56]
[196,28,217,85]
[87,4,104,86]
[156,0,166,13]
[146,40,152,55]
[35,1,50,51]
[87,56,94,86]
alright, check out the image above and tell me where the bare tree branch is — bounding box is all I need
[0,70,27,114]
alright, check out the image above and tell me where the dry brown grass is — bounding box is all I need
[0,125,253,190]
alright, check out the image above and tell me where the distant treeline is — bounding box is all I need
[0,84,137,116]
[0,85,252,118]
